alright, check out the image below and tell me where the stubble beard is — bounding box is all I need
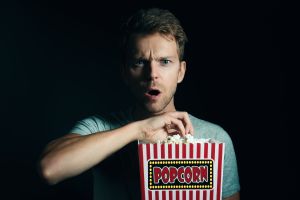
[142,88,176,114]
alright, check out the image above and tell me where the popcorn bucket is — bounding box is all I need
[138,141,225,200]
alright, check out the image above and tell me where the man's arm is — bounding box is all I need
[39,122,140,185]
[223,192,240,200]
[38,111,193,185]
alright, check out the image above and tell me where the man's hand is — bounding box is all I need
[137,111,194,143]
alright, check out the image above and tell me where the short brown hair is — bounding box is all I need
[121,8,188,64]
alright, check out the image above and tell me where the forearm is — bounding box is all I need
[39,121,140,185]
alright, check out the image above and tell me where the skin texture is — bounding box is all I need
[38,33,239,200]
[124,33,186,115]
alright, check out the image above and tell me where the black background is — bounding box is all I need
[1,0,284,200]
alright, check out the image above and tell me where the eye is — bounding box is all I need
[160,59,171,65]
[134,59,146,67]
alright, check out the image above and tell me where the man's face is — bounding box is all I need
[124,33,186,114]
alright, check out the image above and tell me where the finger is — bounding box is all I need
[168,117,186,136]
[169,111,194,135]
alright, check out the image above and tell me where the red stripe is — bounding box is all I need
[203,143,208,200]
[189,143,194,200]
[168,144,172,158]
[197,143,201,157]
[175,144,179,158]
[161,144,165,158]
[182,144,186,200]
[162,190,166,200]
[217,143,224,200]
[196,191,200,199]
[196,143,201,199]
[155,191,159,199]
[146,144,152,200]
[182,143,186,158]
[154,143,158,159]
[161,144,166,200]
[204,143,208,158]
[153,144,159,200]
[176,144,179,199]
[138,144,146,200]
[190,143,194,158]
[146,144,150,159]
[169,191,173,200]
[203,188,207,199]
[169,144,173,200]
[210,143,215,200]
[149,191,152,200]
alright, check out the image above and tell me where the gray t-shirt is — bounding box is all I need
[71,108,240,199]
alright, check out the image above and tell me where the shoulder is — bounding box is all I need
[87,108,132,129]
[188,113,232,144]
[70,107,133,135]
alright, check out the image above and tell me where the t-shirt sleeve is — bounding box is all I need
[69,116,107,136]
[219,128,240,198]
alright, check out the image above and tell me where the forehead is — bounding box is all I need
[128,33,179,59]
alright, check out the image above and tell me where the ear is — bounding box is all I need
[177,61,186,83]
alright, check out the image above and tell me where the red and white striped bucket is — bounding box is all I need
[138,142,225,200]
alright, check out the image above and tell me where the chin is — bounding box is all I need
[144,103,165,114]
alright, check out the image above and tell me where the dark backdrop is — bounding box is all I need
[1,0,284,200]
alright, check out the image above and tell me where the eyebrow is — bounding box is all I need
[133,56,177,60]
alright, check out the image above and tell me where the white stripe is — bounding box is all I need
[186,144,190,159]
[179,143,182,159]
[192,144,197,200]
[159,191,162,200]
[179,190,183,200]
[206,143,211,200]
[193,144,199,199]
[186,144,190,200]
[200,143,204,157]
[219,143,225,200]
[194,144,197,200]
[168,144,175,199]
[157,144,161,159]
[213,143,219,200]
[157,144,161,199]
[150,144,154,200]
[186,190,189,199]
[193,143,197,159]
[166,190,169,199]
[207,190,210,199]
[200,143,205,199]
[165,144,168,159]
[172,144,175,159]
[171,144,176,199]
[143,145,149,200]
[179,144,182,200]
[208,143,212,159]
[193,190,196,200]
[164,144,169,200]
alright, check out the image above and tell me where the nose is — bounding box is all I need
[145,61,159,81]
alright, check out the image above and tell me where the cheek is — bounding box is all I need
[126,69,139,80]
[164,77,178,94]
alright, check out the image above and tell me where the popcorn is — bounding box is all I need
[162,134,212,144]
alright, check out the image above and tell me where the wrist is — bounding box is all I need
[129,120,146,141]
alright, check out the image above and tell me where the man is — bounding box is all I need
[39,8,240,200]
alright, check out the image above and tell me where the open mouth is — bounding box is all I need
[147,89,161,96]
[145,89,161,99]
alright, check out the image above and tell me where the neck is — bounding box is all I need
[132,101,176,121]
